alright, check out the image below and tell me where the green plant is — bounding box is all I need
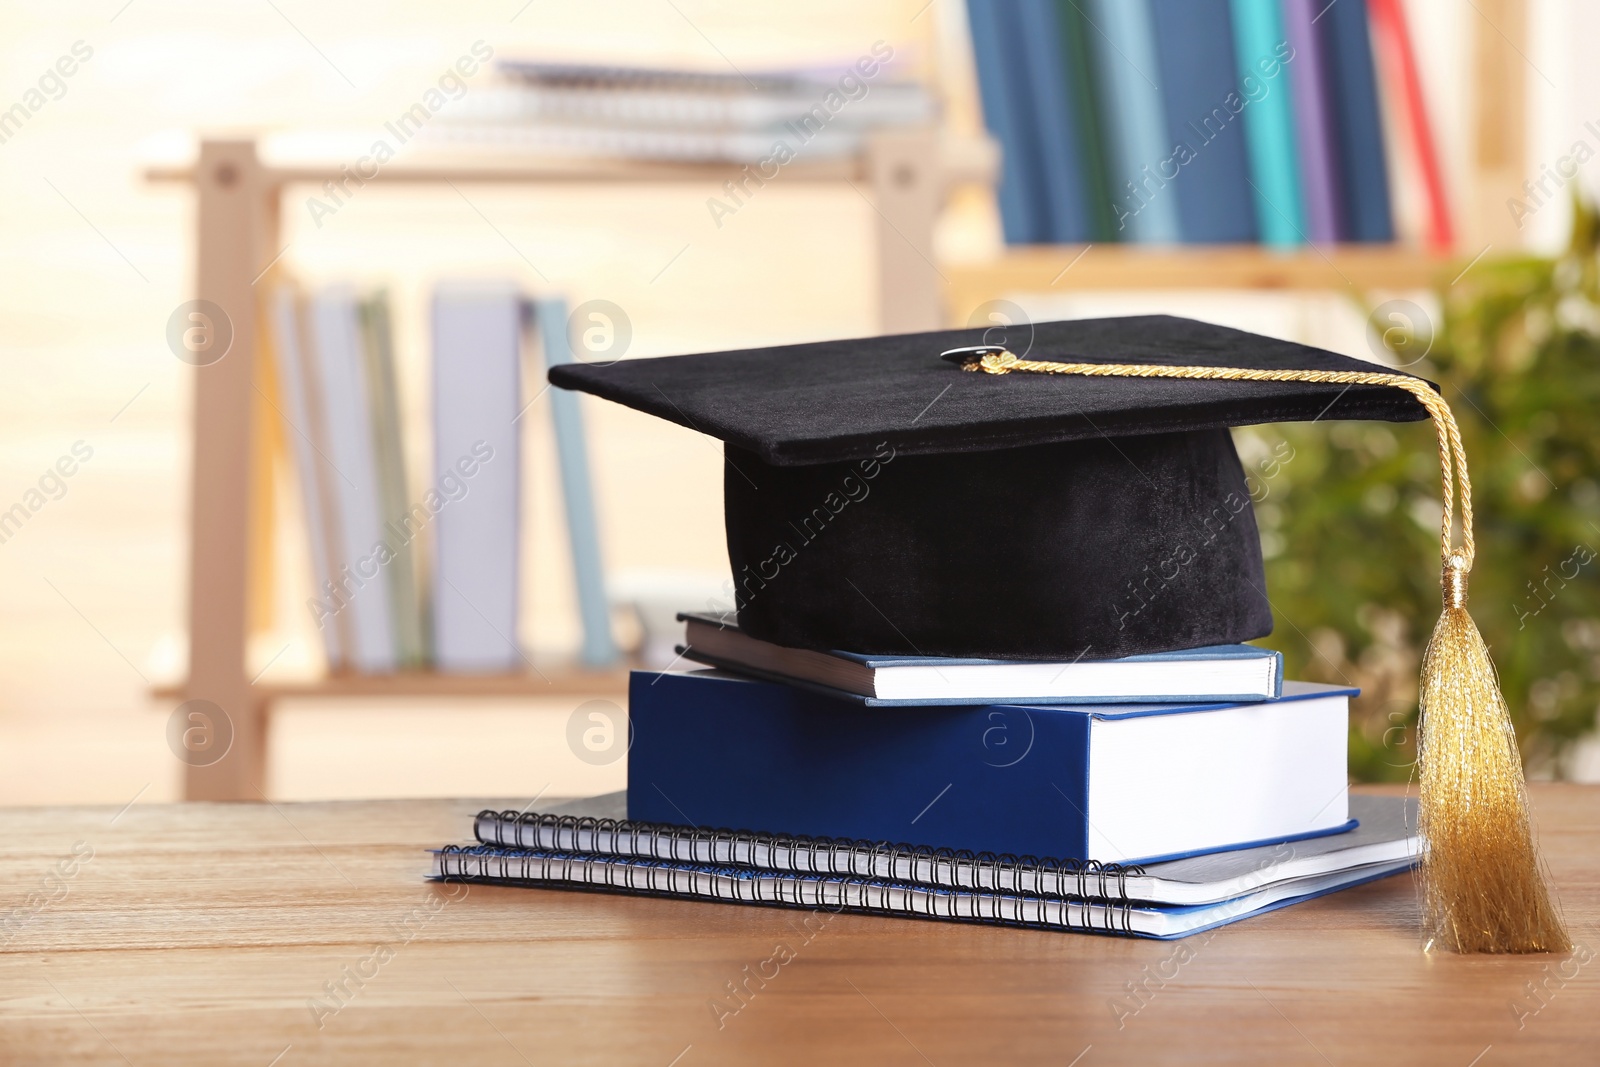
[1242,202,1600,781]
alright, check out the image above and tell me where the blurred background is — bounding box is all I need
[2,0,1598,806]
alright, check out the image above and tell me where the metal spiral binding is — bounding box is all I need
[473,809,1146,906]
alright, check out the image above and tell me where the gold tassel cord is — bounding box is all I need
[960,349,1570,954]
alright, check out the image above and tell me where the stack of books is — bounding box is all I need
[432,618,1418,939]
[427,313,1433,939]
[427,58,937,163]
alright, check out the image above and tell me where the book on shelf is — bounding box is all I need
[1282,0,1345,243]
[1149,0,1258,243]
[1319,0,1395,242]
[626,669,1355,865]
[435,793,1418,939]
[676,612,1284,705]
[1085,0,1181,243]
[430,283,524,673]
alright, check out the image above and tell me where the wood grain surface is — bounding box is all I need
[0,785,1595,1065]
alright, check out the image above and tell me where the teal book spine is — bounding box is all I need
[1228,0,1306,246]
[1086,0,1182,243]
[534,298,619,668]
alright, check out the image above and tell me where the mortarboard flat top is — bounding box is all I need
[548,314,1431,466]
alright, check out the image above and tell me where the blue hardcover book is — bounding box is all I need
[1086,0,1182,242]
[627,671,1357,864]
[967,0,1047,243]
[1228,0,1306,246]
[1017,0,1096,242]
[678,613,1282,706]
[1148,0,1258,242]
[1319,0,1394,242]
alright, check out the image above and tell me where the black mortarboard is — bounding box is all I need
[552,312,1571,955]
[550,314,1427,662]
[553,315,1427,659]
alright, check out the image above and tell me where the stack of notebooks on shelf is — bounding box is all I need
[966,0,1453,248]
[428,57,937,163]
[264,284,613,674]
[429,315,1425,940]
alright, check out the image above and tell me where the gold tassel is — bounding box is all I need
[1419,556,1569,952]
[956,348,1571,953]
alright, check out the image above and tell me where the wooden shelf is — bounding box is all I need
[945,244,1457,321]
[142,131,998,189]
[152,664,633,705]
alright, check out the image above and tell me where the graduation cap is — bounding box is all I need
[550,313,1566,955]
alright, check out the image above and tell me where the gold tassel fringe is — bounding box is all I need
[1419,558,1569,952]
[958,348,1571,953]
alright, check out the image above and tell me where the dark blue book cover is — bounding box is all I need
[1148,0,1258,243]
[1017,0,1096,242]
[967,0,1047,243]
[1319,0,1394,242]
[627,671,1356,864]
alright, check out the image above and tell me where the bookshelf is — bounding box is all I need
[146,129,996,801]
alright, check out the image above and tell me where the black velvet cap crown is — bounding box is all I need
[550,315,1432,660]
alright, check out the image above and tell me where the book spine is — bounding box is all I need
[966,0,1047,243]
[1318,0,1394,242]
[1228,0,1307,246]
[1147,0,1259,243]
[1367,0,1448,248]
[1282,0,1344,243]
[1088,0,1183,242]
[532,297,618,668]
[1054,0,1121,240]
[1016,0,1096,242]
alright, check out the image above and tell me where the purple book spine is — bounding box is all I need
[1282,0,1343,243]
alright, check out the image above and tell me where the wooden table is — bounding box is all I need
[1,785,1595,1065]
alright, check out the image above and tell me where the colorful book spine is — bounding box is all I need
[1367,0,1450,249]
[1054,0,1120,240]
[1281,0,1343,243]
[1228,0,1306,246]
[1319,0,1394,242]
[1087,0,1182,242]
[1017,0,1096,242]
[967,0,1046,243]
[1148,0,1258,243]
[533,298,618,668]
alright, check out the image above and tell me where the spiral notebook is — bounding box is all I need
[470,794,1416,907]
[434,845,1410,939]
[433,794,1417,938]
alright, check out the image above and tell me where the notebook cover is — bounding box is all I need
[1147,0,1257,243]
[1088,0,1181,242]
[1228,0,1306,246]
[1321,0,1395,242]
